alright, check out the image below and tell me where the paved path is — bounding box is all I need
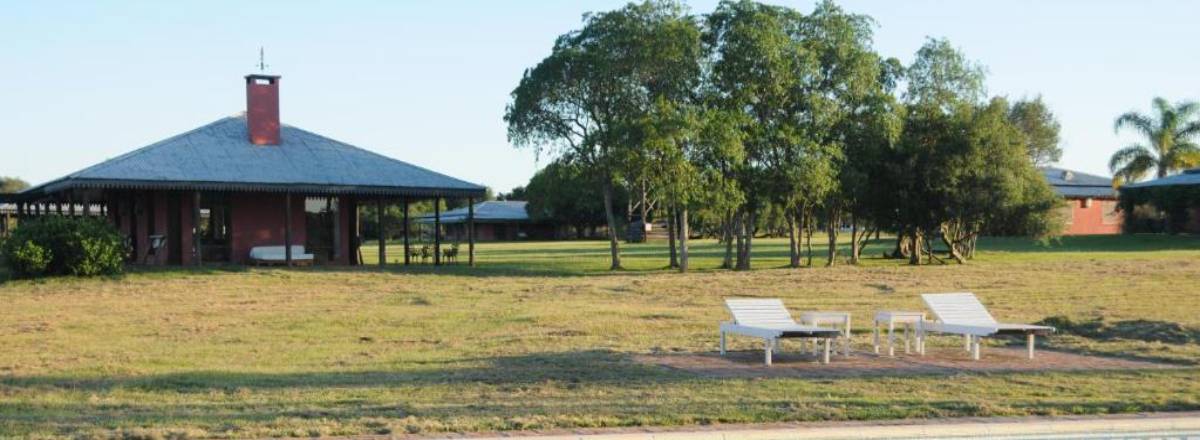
[427,412,1200,440]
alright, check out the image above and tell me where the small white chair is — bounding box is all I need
[920,293,1055,360]
[718,298,842,365]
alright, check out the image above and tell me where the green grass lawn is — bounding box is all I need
[2,235,1200,438]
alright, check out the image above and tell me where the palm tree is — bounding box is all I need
[1109,97,1200,184]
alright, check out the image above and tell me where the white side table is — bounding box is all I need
[799,311,852,357]
[873,311,925,356]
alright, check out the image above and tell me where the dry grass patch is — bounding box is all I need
[1,236,1199,437]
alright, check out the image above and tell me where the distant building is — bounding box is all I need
[0,73,485,266]
[1119,168,1200,233]
[1041,167,1121,235]
[418,201,555,241]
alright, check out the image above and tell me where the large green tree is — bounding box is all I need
[705,0,848,270]
[1109,97,1200,183]
[506,0,697,270]
[890,38,1059,264]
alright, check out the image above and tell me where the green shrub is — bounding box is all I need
[0,216,126,278]
[5,240,52,278]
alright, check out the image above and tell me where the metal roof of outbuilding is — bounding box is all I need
[1121,168,1200,189]
[17,115,486,200]
[417,201,531,224]
[1040,166,1117,199]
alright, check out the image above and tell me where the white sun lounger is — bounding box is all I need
[719,298,842,365]
[920,293,1055,360]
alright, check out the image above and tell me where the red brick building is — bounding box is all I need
[2,73,486,266]
[1042,167,1121,235]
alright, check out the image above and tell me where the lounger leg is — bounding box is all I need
[1027,333,1035,360]
[720,331,726,356]
[971,336,981,361]
[917,322,925,356]
[823,338,831,364]
[873,321,880,355]
[843,316,852,357]
[764,338,773,366]
[888,321,896,357]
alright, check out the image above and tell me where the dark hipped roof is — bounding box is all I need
[1121,168,1200,189]
[16,115,485,200]
[1040,167,1116,199]
[417,201,530,224]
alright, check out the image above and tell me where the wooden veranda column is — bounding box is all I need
[130,194,140,263]
[284,192,293,267]
[331,196,341,263]
[192,191,201,265]
[467,197,475,266]
[377,199,386,267]
[433,197,442,266]
[402,199,410,265]
[348,197,360,265]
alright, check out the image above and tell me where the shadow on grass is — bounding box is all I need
[1040,316,1200,345]
[982,234,1200,254]
[3,349,1200,436]
[0,350,690,393]
[1035,316,1200,366]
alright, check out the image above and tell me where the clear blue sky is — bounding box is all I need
[2,1,1196,193]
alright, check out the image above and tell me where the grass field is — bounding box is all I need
[2,235,1200,438]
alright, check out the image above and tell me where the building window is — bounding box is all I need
[1060,203,1074,225]
[1082,198,1093,208]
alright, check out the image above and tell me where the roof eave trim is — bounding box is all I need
[38,178,487,199]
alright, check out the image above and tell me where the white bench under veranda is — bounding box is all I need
[920,293,1055,360]
[718,298,843,365]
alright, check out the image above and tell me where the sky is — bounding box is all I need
[2,1,1197,193]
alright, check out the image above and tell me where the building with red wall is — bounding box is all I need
[3,73,486,266]
[1041,167,1121,235]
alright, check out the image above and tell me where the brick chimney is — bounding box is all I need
[245,74,281,145]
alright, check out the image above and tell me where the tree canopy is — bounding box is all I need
[508,1,1064,270]
[0,177,29,194]
[1110,97,1200,184]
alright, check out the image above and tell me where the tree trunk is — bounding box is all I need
[890,234,910,259]
[722,211,734,269]
[602,182,623,270]
[850,215,860,265]
[742,207,755,270]
[637,180,648,243]
[787,208,800,268]
[679,207,689,273]
[908,230,922,265]
[805,212,815,267]
[667,205,678,268]
[734,210,745,270]
[941,233,967,264]
[826,206,839,267]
